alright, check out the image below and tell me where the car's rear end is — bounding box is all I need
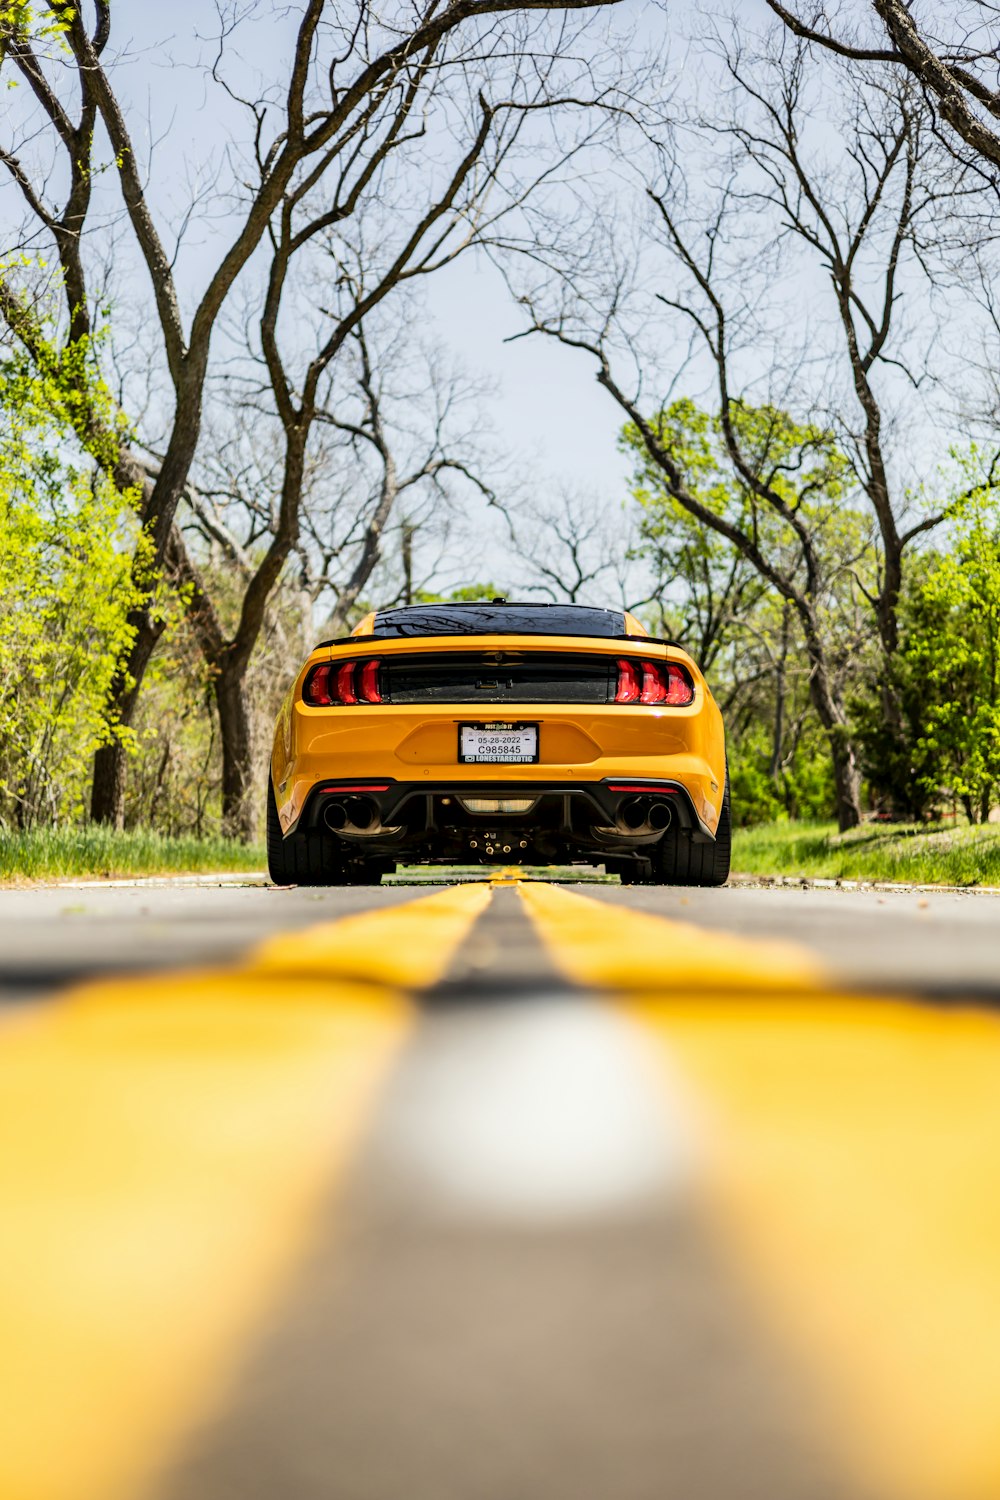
[267,602,729,885]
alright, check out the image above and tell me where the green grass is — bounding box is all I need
[732,819,1000,887]
[0,827,265,882]
[8,819,1000,887]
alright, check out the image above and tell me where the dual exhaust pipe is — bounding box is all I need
[322,790,672,838]
[616,796,673,835]
[322,796,379,834]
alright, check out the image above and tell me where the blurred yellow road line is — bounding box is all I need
[252,880,492,987]
[0,883,488,1500]
[518,879,825,994]
[522,881,1000,1500]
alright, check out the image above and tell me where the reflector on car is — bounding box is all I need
[458,797,538,815]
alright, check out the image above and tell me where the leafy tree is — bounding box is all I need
[728,720,835,827]
[0,347,143,827]
[624,398,874,825]
[626,400,772,675]
[882,480,1000,823]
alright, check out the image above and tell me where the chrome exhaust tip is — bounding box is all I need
[322,796,379,833]
[322,800,348,831]
[612,796,674,835]
[648,800,673,831]
[343,796,377,830]
[618,797,648,831]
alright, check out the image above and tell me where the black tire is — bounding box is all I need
[648,772,731,888]
[266,776,352,886]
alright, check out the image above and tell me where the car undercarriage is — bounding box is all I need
[267,775,730,887]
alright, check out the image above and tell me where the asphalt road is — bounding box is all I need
[2,875,998,1002]
[3,874,1000,1500]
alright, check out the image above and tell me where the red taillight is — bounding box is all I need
[615,658,694,707]
[303,658,386,706]
[336,661,358,705]
[663,662,694,705]
[640,661,666,705]
[615,658,641,703]
[304,662,333,706]
[357,659,382,704]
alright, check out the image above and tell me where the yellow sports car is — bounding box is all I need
[266,601,729,886]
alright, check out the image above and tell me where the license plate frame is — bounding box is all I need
[458,721,539,764]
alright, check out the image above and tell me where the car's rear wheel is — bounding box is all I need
[646,772,731,888]
[266,776,370,886]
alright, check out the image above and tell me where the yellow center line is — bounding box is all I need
[520,880,1000,1500]
[0,882,489,1500]
[518,878,826,994]
[251,879,492,987]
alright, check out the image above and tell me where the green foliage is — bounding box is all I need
[0,345,144,828]
[857,458,1000,822]
[626,395,850,488]
[623,398,864,824]
[732,820,1000,888]
[124,571,305,841]
[125,618,221,836]
[0,825,265,882]
[728,751,785,827]
[728,722,836,826]
[0,284,134,465]
[0,2,72,53]
[623,398,852,567]
[904,479,1000,820]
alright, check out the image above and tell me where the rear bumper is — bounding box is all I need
[273,700,725,838]
[283,775,715,849]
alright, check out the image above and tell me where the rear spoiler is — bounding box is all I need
[312,633,688,651]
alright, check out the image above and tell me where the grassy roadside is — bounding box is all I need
[0,827,265,883]
[732,820,1000,887]
[5,819,1000,887]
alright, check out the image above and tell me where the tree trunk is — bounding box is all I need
[88,382,210,826]
[90,615,164,827]
[825,721,864,832]
[801,617,863,831]
[90,741,128,828]
[402,521,415,607]
[216,663,257,842]
[770,603,789,784]
[770,670,785,785]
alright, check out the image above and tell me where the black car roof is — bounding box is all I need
[317,602,629,645]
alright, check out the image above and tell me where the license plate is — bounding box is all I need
[458,722,538,764]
